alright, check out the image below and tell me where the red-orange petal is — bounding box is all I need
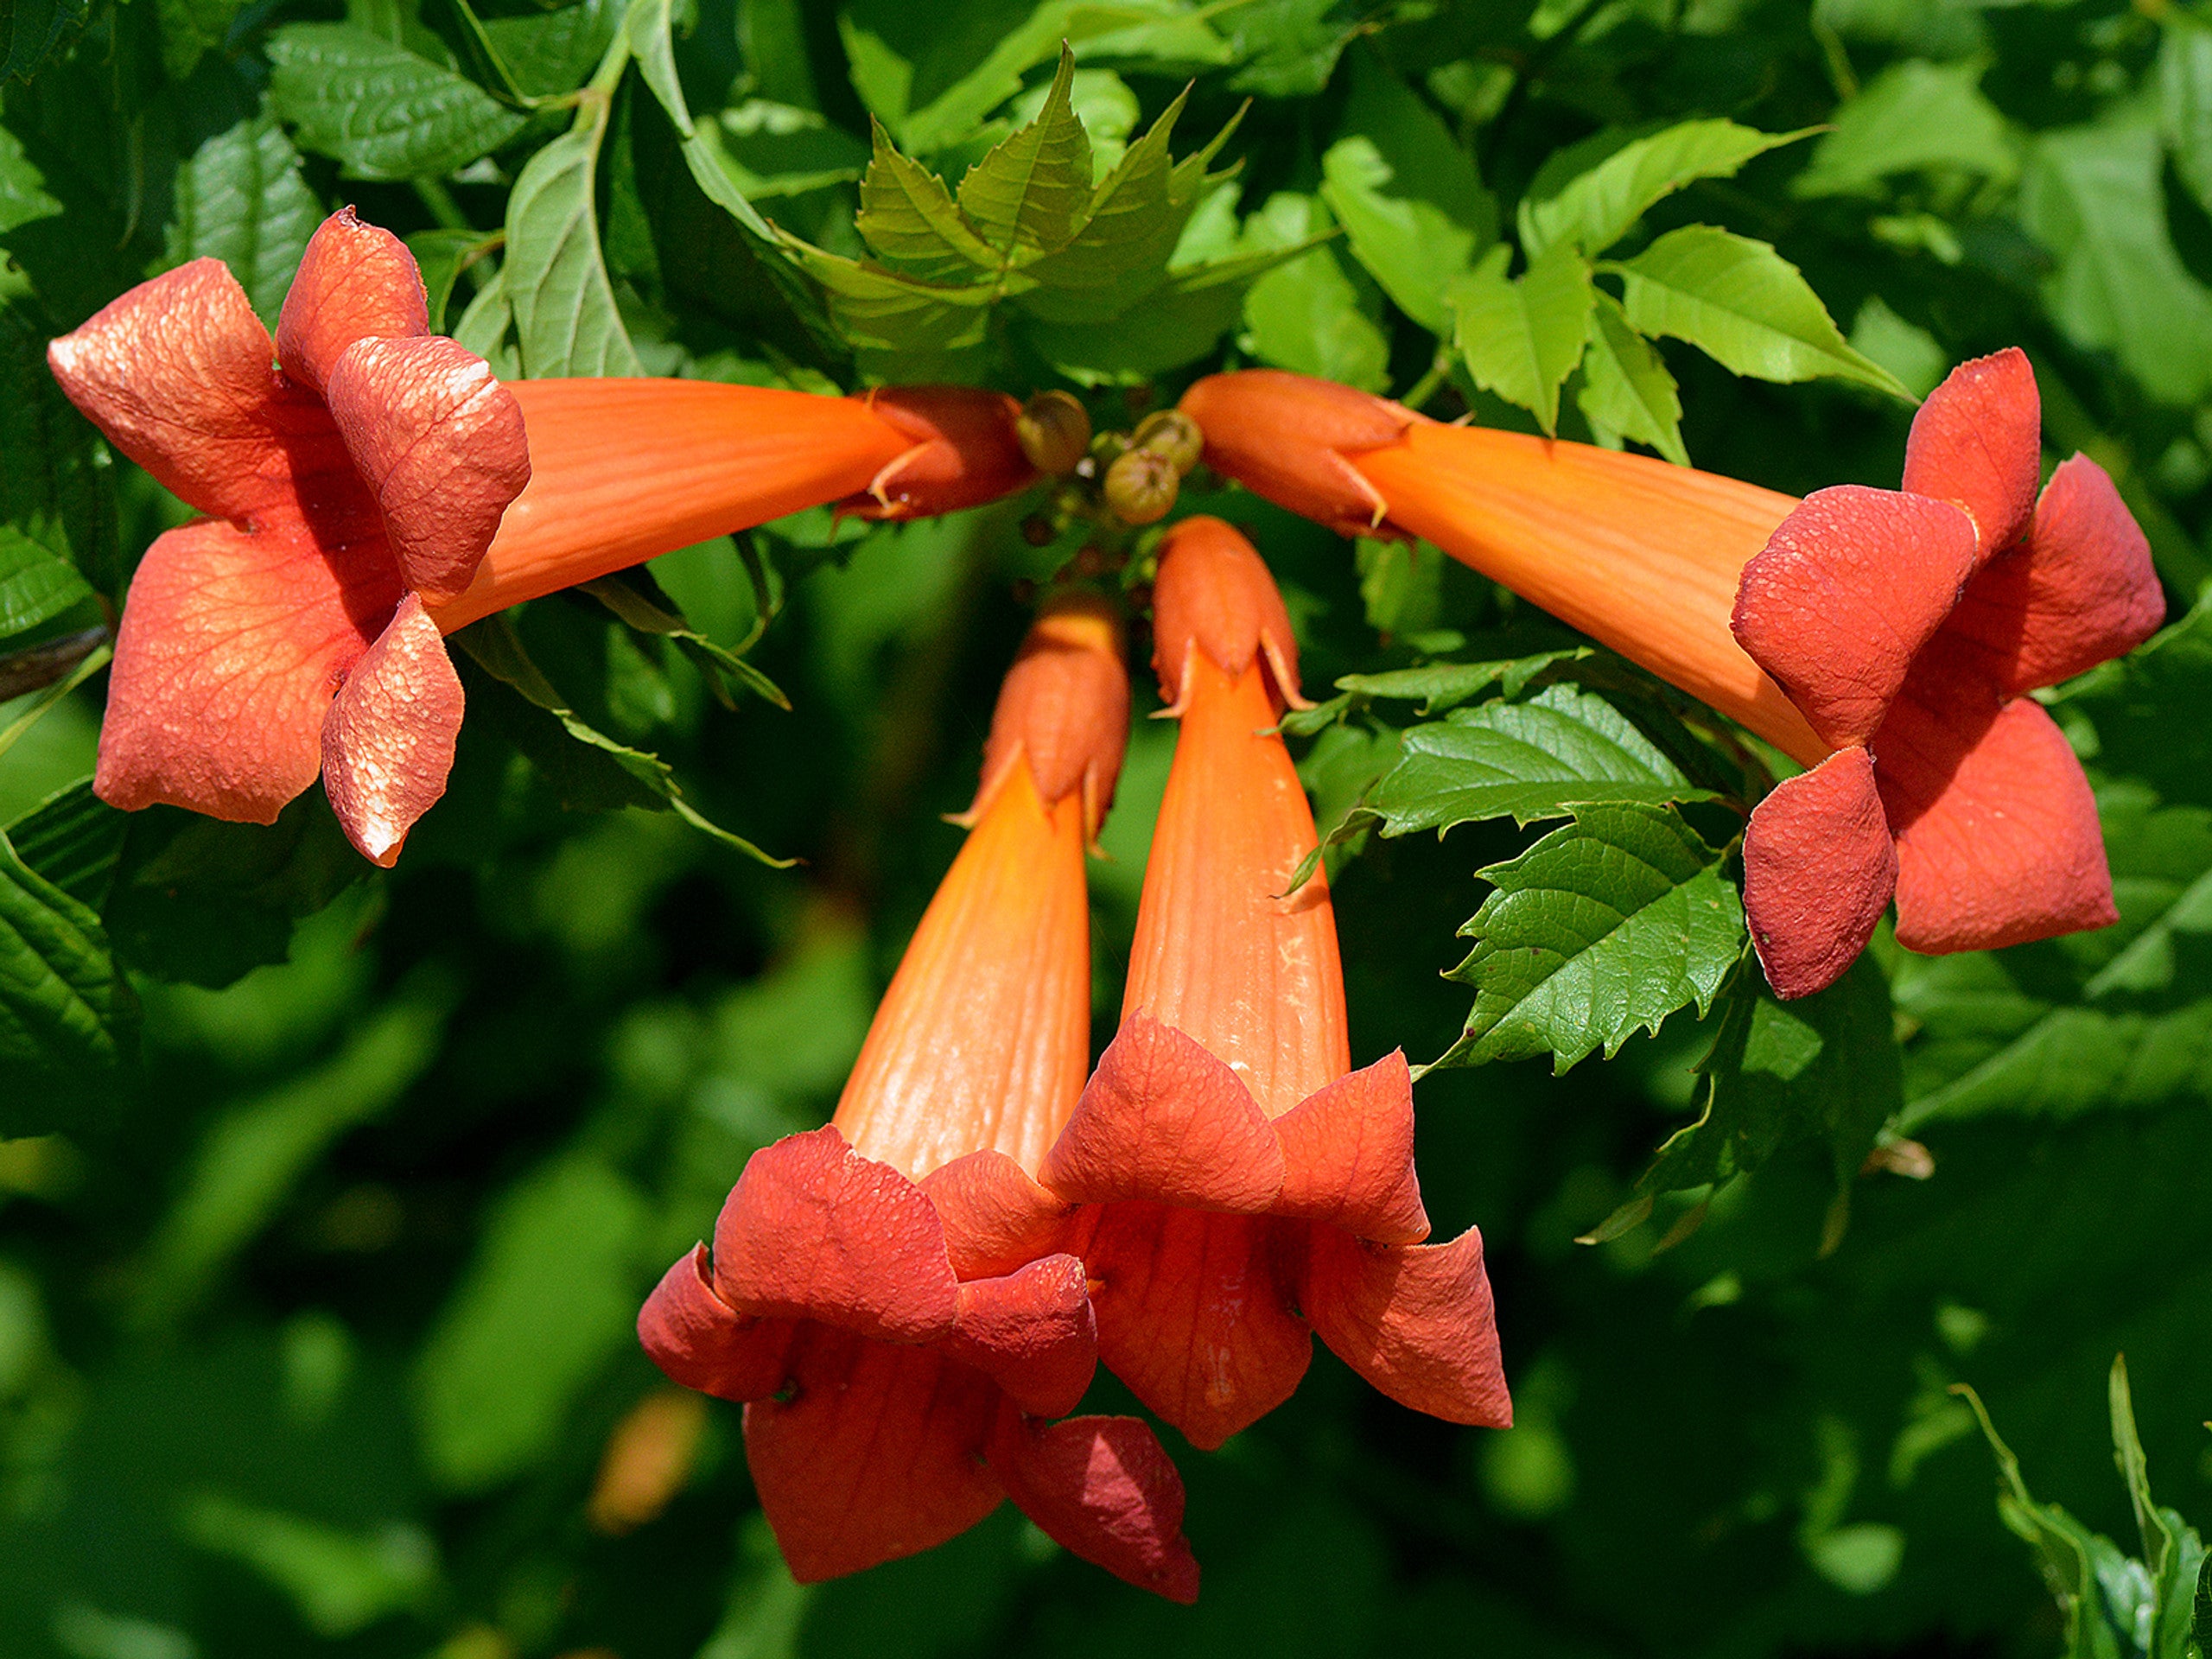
[1271,1051,1429,1244]
[942,1254,1096,1418]
[846,385,1037,520]
[1877,689,2116,955]
[323,334,531,605]
[964,596,1129,841]
[1147,514,1305,711]
[1898,347,2040,560]
[1178,369,1408,537]
[988,1408,1201,1604]
[711,1126,961,1343]
[1732,485,1980,750]
[919,1150,1074,1281]
[744,1331,1004,1582]
[1941,454,2165,697]
[637,1243,800,1402]
[93,516,397,823]
[1300,1224,1510,1428]
[1741,747,1898,1000]
[319,594,464,866]
[274,207,429,396]
[1079,1204,1311,1450]
[1038,1015,1285,1213]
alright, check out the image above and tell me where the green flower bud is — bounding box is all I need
[1104,447,1179,525]
[1133,409,1205,474]
[1016,391,1092,475]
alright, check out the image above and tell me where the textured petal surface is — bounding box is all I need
[1178,369,1408,536]
[1300,1224,1510,1428]
[988,1410,1201,1604]
[320,594,463,866]
[965,598,1129,839]
[712,1127,960,1343]
[274,207,429,395]
[848,386,1036,519]
[637,1245,799,1403]
[942,1254,1096,1418]
[1147,516,1306,710]
[1272,1052,1430,1244]
[1038,1015,1285,1213]
[1742,747,1899,1000]
[323,334,530,605]
[47,259,337,521]
[1899,347,2041,559]
[1078,1205,1310,1450]
[1876,686,2116,954]
[1942,454,2164,696]
[743,1331,1003,1583]
[94,517,397,823]
[919,1150,1074,1281]
[1732,484,1980,750]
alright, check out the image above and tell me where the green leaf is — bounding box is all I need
[0,524,90,639]
[1431,803,1742,1074]
[1281,648,1588,735]
[956,47,1090,259]
[580,568,791,709]
[266,23,528,181]
[0,123,60,235]
[179,1493,436,1638]
[0,0,95,83]
[503,97,644,378]
[0,302,118,597]
[1615,225,1911,398]
[2019,122,2212,409]
[155,0,248,81]
[0,826,127,1130]
[2158,18,2212,226]
[1026,245,1287,383]
[163,111,322,325]
[703,99,869,200]
[1521,119,1814,258]
[2195,1554,2209,1651]
[1451,240,1594,434]
[856,123,1000,281]
[1579,289,1688,463]
[1224,0,1356,97]
[1318,54,1497,334]
[404,226,500,334]
[1794,60,2017,199]
[1366,683,1714,836]
[481,0,618,99]
[1239,194,1389,392]
[4,778,122,909]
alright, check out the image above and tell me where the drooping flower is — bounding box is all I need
[50,211,1035,862]
[638,601,1199,1600]
[1178,363,2164,997]
[988,518,1510,1451]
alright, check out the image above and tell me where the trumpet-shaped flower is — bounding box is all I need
[51,210,1034,861]
[639,601,1199,1600]
[1178,364,2164,997]
[989,518,1510,1451]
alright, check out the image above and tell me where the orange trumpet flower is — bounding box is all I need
[1179,365,2164,998]
[49,207,1033,864]
[638,601,1200,1601]
[975,518,1510,1451]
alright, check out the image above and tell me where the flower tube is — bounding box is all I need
[49,210,1035,861]
[638,601,1200,1601]
[1179,364,2164,997]
[1007,518,1509,1451]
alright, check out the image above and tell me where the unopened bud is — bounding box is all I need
[1017,391,1091,475]
[1133,409,1204,474]
[1104,447,1179,525]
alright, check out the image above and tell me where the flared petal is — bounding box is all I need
[48,259,336,521]
[1038,1015,1284,1212]
[743,1331,1004,1583]
[637,1244,800,1402]
[273,207,429,396]
[1732,485,1980,750]
[1272,1052,1429,1244]
[1876,688,2116,954]
[1077,1204,1311,1450]
[1178,369,1408,536]
[94,517,398,822]
[941,1254,1096,1418]
[435,379,915,629]
[319,594,464,866]
[1898,347,2040,559]
[847,385,1037,520]
[919,1150,1075,1281]
[1147,514,1306,712]
[963,597,1130,841]
[1941,454,2165,697]
[323,334,530,605]
[988,1409,1201,1604]
[1742,747,1899,999]
[1300,1224,1510,1428]
[710,1126,960,1343]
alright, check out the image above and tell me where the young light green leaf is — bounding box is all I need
[1615,225,1911,399]
[0,828,128,1132]
[856,124,1000,281]
[0,525,89,639]
[1579,289,1688,463]
[1794,59,2017,199]
[1450,240,1595,435]
[1431,803,1743,1074]
[266,23,527,181]
[503,98,644,378]
[1239,193,1389,392]
[956,48,1091,258]
[163,111,322,324]
[1521,119,1814,257]
[775,234,995,366]
[2164,19,2212,223]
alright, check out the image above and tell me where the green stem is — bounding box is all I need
[1399,345,1455,413]
[0,641,111,763]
